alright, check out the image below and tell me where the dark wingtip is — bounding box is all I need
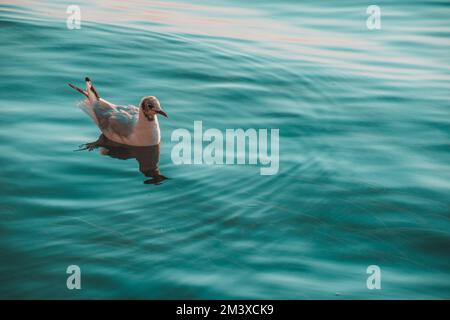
[85,77,90,82]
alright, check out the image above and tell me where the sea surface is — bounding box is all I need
[0,0,449,299]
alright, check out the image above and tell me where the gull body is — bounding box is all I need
[69,77,168,147]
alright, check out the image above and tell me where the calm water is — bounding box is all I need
[1,0,449,299]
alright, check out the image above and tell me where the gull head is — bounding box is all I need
[139,96,168,121]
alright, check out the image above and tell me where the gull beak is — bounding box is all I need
[156,109,168,118]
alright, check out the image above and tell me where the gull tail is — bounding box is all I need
[68,77,101,126]
[68,77,100,103]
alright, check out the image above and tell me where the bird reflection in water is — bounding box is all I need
[78,134,168,185]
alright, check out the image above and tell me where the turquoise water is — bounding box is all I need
[1,0,449,299]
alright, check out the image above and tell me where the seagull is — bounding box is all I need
[68,77,168,148]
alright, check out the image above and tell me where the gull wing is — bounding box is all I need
[93,102,139,137]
